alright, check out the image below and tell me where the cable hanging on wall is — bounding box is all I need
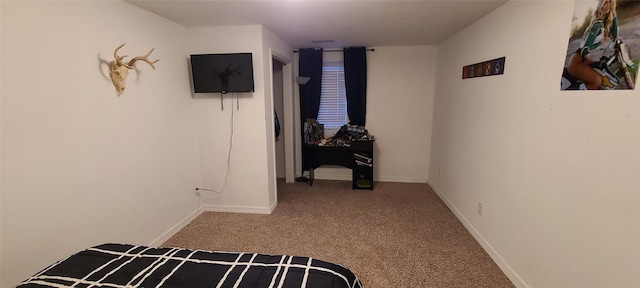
[195,93,236,199]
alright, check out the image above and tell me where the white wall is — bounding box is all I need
[188,26,269,213]
[313,46,436,183]
[0,1,201,286]
[368,46,436,182]
[188,25,292,213]
[429,1,640,287]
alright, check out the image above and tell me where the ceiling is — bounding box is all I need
[126,0,507,49]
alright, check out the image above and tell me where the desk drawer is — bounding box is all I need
[349,140,374,150]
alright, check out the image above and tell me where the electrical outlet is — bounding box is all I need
[437,168,441,177]
[477,202,483,215]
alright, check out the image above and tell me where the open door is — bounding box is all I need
[272,56,295,183]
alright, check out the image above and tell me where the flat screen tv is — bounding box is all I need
[190,53,255,94]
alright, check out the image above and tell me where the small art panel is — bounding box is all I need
[462,57,505,79]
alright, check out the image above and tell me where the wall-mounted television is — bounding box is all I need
[190,53,255,94]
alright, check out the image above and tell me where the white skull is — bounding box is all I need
[109,61,130,95]
[107,43,159,95]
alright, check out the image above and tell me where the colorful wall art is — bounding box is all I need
[462,57,505,79]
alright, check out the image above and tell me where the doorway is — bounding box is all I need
[273,58,286,180]
[271,53,295,186]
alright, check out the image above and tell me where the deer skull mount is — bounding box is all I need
[108,43,159,95]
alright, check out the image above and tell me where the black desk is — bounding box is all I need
[306,140,374,190]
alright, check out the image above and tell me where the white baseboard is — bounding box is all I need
[269,198,278,213]
[312,167,351,181]
[376,175,427,183]
[313,173,351,181]
[149,206,204,247]
[313,171,427,183]
[203,204,273,214]
[428,180,528,288]
[151,199,276,248]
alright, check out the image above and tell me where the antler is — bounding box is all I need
[127,48,159,70]
[108,43,159,95]
[113,43,132,69]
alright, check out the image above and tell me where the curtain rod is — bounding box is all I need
[293,48,375,53]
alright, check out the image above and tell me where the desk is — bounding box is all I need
[306,140,374,190]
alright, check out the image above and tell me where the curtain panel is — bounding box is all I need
[298,48,324,121]
[298,48,323,173]
[343,47,367,126]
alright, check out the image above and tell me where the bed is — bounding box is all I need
[16,243,363,288]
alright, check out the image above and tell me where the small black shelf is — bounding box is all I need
[352,150,373,190]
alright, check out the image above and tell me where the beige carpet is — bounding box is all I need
[163,179,515,288]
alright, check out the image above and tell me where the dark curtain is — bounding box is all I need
[343,47,367,126]
[299,48,323,121]
[298,48,323,173]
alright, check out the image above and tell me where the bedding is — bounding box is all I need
[16,243,363,288]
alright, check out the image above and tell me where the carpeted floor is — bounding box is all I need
[163,179,515,288]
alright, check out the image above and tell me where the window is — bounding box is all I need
[317,61,347,129]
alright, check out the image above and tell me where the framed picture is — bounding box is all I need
[462,57,505,79]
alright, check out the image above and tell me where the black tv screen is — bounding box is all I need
[190,53,255,94]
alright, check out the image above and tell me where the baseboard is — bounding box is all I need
[312,169,351,181]
[269,198,278,213]
[150,199,275,247]
[149,205,204,247]
[428,180,528,288]
[376,175,427,183]
[313,170,427,183]
[203,204,273,214]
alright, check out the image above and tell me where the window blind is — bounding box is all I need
[317,61,347,129]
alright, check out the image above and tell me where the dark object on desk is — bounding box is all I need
[323,124,374,146]
[16,243,363,288]
[307,140,374,190]
[304,121,324,144]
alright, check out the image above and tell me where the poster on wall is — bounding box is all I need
[561,0,640,90]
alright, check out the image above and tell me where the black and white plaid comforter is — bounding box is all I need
[17,243,363,288]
